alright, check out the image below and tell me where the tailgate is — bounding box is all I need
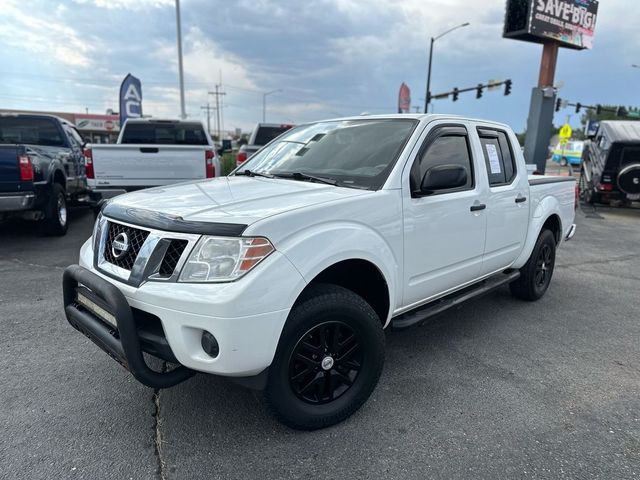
[0,145,21,192]
[91,145,206,187]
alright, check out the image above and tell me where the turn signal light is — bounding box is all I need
[84,148,94,179]
[205,150,215,178]
[236,151,247,166]
[18,155,34,181]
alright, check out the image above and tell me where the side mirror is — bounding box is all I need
[419,164,468,195]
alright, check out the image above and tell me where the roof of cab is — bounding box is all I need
[599,121,640,143]
[315,113,511,130]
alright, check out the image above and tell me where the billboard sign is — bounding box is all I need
[119,73,143,126]
[504,0,599,50]
[74,114,120,132]
[397,83,411,114]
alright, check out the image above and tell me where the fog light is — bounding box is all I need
[201,331,219,358]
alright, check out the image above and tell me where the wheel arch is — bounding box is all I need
[295,258,391,328]
[512,199,564,270]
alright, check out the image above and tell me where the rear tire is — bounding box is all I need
[265,284,385,430]
[510,229,556,301]
[559,157,568,167]
[42,183,68,236]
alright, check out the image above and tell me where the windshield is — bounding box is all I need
[120,122,208,145]
[0,117,65,147]
[238,119,417,190]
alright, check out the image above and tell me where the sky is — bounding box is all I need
[0,0,638,133]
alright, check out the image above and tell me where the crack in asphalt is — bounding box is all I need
[153,361,168,480]
[0,256,65,271]
[558,253,639,270]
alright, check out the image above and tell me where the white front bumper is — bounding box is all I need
[79,239,306,377]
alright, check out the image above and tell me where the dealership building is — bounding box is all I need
[0,108,120,143]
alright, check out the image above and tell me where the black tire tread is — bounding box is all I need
[510,229,556,301]
[265,284,384,430]
[42,183,67,236]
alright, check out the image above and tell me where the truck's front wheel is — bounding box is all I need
[265,284,385,430]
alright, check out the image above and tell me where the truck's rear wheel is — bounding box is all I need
[42,183,68,236]
[265,284,384,430]
[510,229,556,301]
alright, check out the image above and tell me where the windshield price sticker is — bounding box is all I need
[485,144,502,174]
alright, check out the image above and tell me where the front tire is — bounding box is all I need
[265,284,385,430]
[559,157,568,167]
[42,183,68,236]
[510,229,556,301]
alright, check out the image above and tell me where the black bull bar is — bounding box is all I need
[62,264,194,388]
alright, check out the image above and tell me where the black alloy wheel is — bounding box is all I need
[265,284,385,430]
[509,229,556,301]
[289,321,362,405]
[534,243,554,289]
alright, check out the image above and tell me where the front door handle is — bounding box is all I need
[470,204,486,212]
[515,196,527,203]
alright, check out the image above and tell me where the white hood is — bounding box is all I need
[108,176,370,225]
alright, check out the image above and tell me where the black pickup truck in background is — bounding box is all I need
[0,114,88,235]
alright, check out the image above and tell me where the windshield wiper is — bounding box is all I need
[272,171,338,186]
[234,169,274,179]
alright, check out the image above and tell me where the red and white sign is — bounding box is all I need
[74,114,120,132]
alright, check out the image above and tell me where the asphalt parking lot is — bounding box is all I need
[1,203,639,480]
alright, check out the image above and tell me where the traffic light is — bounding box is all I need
[452,87,459,102]
[596,104,602,115]
[575,102,582,113]
[504,79,512,96]
[555,98,562,112]
[616,106,627,117]
[476,84,483,99]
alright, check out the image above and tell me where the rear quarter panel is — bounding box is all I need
[512,177,576,269]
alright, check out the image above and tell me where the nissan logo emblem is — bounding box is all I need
[111,232,130,259]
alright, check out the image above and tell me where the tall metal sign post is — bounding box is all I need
[503,0,598,173]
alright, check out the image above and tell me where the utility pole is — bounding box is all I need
[208,85,226,139]
[175,0,186,119]
[200,103,214,135]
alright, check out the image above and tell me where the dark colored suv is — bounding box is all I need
[579,121,640,205]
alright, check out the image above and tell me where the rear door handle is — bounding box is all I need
[470,204,486,212]
[515,196,527,203]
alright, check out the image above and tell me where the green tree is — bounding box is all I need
[580,105,640,127]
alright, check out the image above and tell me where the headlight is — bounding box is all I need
[179,236,274,282]
[92,212,103,253]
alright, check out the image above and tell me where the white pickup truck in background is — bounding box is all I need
[64,114,576,431]
[236,122,294,167]
[84,118,220,205]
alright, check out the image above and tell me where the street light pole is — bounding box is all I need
[175,0,186,120]
[424,22,470,114]
[263,89,282,122]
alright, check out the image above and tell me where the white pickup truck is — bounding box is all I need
[63,114,576,430]
[84,118,221,204]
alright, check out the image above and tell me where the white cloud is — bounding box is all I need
[71,0,173,10]
[0,0,96,67]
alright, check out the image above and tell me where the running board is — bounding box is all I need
[391,271,520,331]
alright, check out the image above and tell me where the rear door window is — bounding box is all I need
[477,128,516,186]
[0,117,65,147]
[254,126,293,146]
[120,123,208,145]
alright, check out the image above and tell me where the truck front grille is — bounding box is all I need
[103,222,150,270]
[158,239,188,276]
